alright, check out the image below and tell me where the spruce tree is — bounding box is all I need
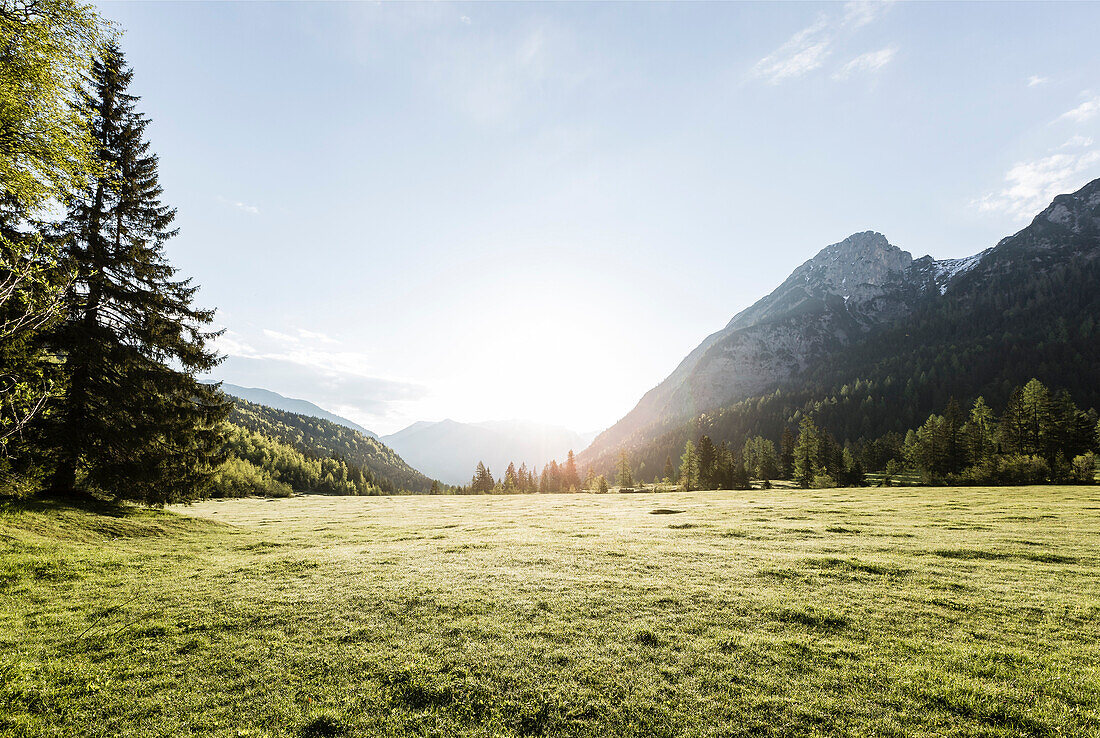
[679,440,697,491]
[696,435,717,490]
[562,449,580,491]
[616,449,633,488]
[779,427,795,479]
[40,45,227,503]
[793,417,820,488]
[964,397,996,466]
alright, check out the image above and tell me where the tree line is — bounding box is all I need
[464,451,586,494]
[462,378,1097,494]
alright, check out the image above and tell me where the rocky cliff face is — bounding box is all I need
[578,177,1100,472]
[582,232,939,460]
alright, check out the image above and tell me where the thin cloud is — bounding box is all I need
[842,0,891,30]
[750,1,893,84]
[212,328,427,422]
[832,47,897,80]
[1058,94,1100,124]
[1062,135,1094,149]
[1027,75,1048,88]
[750,17,833,84]
[460,15,471,25]
[217,195,260,215]
[973,148,1100,221]
[297,328,337,344]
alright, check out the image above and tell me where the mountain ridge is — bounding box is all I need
[578,178,1100,475]
[214,383,377,439]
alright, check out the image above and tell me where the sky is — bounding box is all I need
[97,1,1100,436]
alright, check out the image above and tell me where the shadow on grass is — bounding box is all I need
[0,493,139,518]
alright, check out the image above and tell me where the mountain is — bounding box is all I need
[382,419,596,485]
[226,397,435,493]
[216,383,377,438]
[579,178,1100,476]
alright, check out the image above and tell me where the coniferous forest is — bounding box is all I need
[465,378,1098,494]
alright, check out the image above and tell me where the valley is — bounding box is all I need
[2,487,1098,736]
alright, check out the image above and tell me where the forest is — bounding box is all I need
[464,378,1098,494]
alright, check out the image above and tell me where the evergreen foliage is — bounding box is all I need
[616,449,633,488]
[36,45,228,504]
[679,440,697,491]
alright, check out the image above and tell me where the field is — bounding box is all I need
[2,487,1099,737]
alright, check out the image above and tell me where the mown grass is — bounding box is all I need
[1,486,1099,737]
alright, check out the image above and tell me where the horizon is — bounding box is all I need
[96,0,1100,435]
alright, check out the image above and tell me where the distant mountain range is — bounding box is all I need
[579,178,1100,477]
[215,383,377,438]
[213,382,593,487]
[382,419,596,485]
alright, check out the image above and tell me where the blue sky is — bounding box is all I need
[98,1,1100,435]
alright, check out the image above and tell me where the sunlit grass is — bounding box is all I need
[2,487,1099,736]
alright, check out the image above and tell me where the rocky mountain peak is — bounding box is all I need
[1033,178,1100,234]
[792,230,910,299]
[795,231,912,292]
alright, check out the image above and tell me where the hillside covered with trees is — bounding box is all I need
[220,398,438,495]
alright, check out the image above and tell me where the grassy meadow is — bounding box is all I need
[1,487,1099,737]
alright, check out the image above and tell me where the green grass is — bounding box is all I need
[2,487,1099,737]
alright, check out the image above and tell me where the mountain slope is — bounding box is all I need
[382,419,595,485]
[226,397,435,493]
[580,178,1100,475]
[216,383,377,438]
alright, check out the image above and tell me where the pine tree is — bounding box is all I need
[942,397,965,474]
[679,440,697,491]
[757,441,779,482]
[471,461,493,493]
[616,449,633,488]
[696,435,716,490]
[779,427,795,479]
[1022,379,1054,459]
[1050,390,1093,460]
[40,45,227,503]
[964,397,997,466]
[1000,386,1029,455]
[730,450,750,490]
[793,417,820,488]
[562,449,580,491]
[503,461,518,492]
[547,460,561,493]
[1001,379,1053,458]
[662,455,674,483]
